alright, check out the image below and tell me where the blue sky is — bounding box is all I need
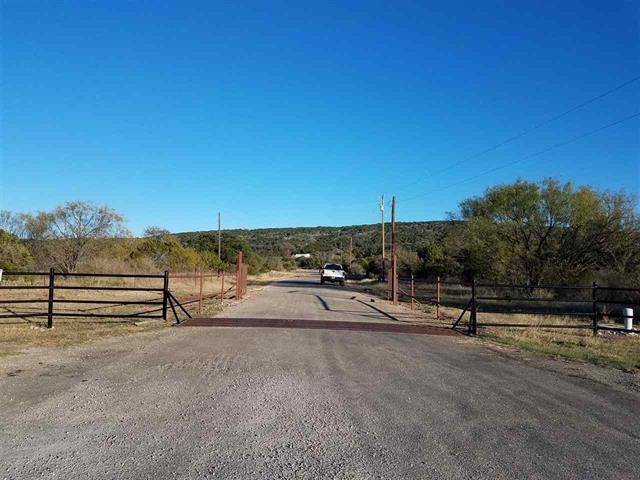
[1,1,639,234]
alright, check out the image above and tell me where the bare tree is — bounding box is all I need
[24,201,129,272]
[0,210,27,237]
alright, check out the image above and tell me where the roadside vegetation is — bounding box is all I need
[180,178,640,291]
[5,178,636,289]
[0,202,296,275]
[481,324,640,371]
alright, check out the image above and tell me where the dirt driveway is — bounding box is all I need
[1,273,638,479]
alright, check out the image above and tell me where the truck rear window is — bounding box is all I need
[325,264,343,270]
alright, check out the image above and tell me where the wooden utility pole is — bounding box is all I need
[217,212,221,259]
[391,196,396,255]
[391,196,398,304]
[349,236,353,270]
[380,195,385,281]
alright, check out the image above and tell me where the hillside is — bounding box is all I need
[176,221,455,258]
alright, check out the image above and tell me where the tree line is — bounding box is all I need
[0,201,293,275]
[1,178,638,287]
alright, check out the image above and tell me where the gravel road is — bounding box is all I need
[1,273,638,479]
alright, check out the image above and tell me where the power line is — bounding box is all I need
[393,74,640,195]
[402,111,640,204]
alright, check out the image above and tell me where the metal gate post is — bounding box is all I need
[410,273,415,310]
[162,270,169,321]
[436,276,441,321]
[198,270,204,314]
[592,281,598,335]
[47,268,55,328]
[469,278,477,335]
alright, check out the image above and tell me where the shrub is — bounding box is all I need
[0,230,34,270]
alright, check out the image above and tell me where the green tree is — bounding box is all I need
[456,178,639,285]
[131,234,203,271]
[0,230,34,270]
[396,247,421,276]
[417,241,460,277]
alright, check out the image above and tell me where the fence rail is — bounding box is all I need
[0,269,167,327]
[0,251,251,328]
[397,276,639,335]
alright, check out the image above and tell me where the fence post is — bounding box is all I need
[469,278,477,335]
[386,265,391,300]
[198,271,204,314]
[220,270,225,304]
[410,273,415,310]
[47,267,55,328]
[391,254,398,305]
[436,276,440,321]
[243,264,247,298]
[162,270,169,321]
[592,281,598,335]
[236,251,243,300]
[244,264,248,297]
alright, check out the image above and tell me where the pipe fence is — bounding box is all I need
[0,269,167,327]
[398,276,639,335]
[0,251,251,327]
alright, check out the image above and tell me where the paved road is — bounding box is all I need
[1,273,639,479]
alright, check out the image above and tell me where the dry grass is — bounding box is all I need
[436,305,640,371]
[475,312,640,371]
[0,320,167,357]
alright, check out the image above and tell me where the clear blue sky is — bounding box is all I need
[1,1,639,234]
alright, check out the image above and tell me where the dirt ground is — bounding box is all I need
[1,272,638,479]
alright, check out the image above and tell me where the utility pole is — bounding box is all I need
[391,195,398,304]
[379,195,385,281]
[349,236,353,270]
[217,212,221,260]
[391,196,396,257]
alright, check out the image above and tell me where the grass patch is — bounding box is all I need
[480,325,640,371]
[0,320,168,357]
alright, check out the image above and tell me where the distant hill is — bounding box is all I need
[176,221,455,258]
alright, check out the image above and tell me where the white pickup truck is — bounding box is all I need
[320,263,346,286]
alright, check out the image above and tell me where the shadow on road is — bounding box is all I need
[180,317,458,336]
[250,278,346,289]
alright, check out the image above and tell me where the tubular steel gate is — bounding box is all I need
[398,277,640,336]
[0,269,168,327]
[0,251,251,327]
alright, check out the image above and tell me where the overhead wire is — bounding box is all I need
[400,111,640,204]
[391,74,640,195]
